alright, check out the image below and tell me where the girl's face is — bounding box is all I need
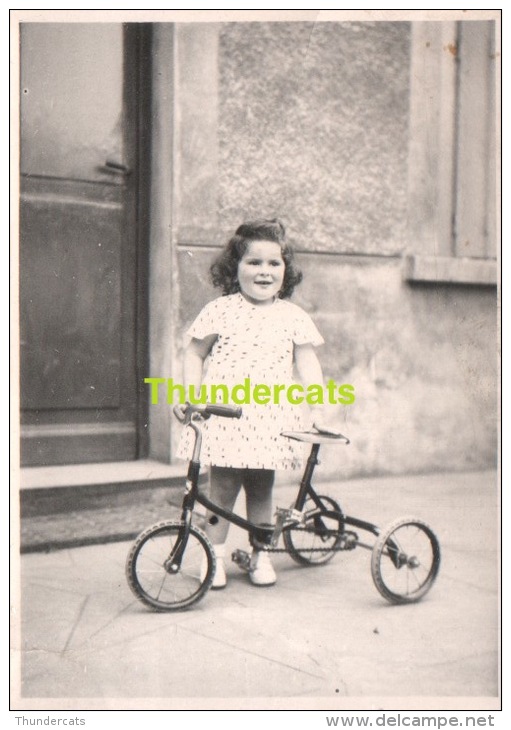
[237,240,285,305]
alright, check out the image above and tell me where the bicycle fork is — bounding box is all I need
[164,462,200,573]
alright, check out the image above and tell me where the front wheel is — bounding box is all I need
[283,495,344,566]
[371,517,440,604]
[126,520,215,611]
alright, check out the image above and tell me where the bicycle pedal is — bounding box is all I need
[275,507,305,525]
[231,549,252,572]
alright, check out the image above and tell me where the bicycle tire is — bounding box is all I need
[126,520,215,611]
[371,516,441,604]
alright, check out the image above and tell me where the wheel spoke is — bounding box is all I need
[155,572,171,602]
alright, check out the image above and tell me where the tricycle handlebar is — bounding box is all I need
[173,403,243,423]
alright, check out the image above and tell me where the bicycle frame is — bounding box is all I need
[168,412,381,573]
[127,405,441,609]
[293,441,380,540]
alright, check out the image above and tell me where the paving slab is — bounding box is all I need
[12,470,500,710]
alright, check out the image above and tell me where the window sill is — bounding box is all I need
[404,255,497,286]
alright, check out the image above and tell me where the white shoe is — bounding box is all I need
[201,544,227,589]
[211,557,227,589]
[249,550,277,587]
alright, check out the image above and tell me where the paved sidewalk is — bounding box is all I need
[12,470,500,710]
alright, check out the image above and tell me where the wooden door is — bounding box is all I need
[19,24,148,466]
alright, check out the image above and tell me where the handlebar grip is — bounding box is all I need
[204,404,242,419]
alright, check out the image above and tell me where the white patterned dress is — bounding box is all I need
[176,292,324,471]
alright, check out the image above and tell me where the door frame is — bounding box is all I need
[125,23,152,460]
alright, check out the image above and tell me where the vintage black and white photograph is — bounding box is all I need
[11,8,501,713]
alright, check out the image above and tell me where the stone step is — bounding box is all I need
[17,460,207,552]
[19,459,192,517]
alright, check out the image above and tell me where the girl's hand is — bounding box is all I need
[312,420,343,437]
[173,403,189,422]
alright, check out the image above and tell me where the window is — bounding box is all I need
[405,20,498,285]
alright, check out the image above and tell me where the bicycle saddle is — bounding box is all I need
[281,430,350,445]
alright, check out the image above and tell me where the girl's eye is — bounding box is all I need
[243,258,283,266]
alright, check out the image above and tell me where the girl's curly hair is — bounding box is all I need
[210,219,303,299]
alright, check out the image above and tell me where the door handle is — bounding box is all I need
[100,160,131,176]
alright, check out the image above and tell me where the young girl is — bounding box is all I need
[177,219,331,588]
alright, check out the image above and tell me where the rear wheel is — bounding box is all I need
[283,495,344,565]
[126,521,215,611]
[371,517,440,604]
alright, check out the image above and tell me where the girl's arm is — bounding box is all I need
[183,335,217,390]
[294,344,339,434]
[294,343,324,390]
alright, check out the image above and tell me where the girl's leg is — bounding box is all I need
[243,469,275,527]
[202,466,243,588]
[243,469,277,587]
[206,466,243,544]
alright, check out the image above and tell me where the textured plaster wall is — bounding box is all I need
[294,256,498,477]
[217,22,410,254]
[174,21,498,477]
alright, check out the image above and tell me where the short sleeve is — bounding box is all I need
[291,308,325,347]
[186,299,221,340]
